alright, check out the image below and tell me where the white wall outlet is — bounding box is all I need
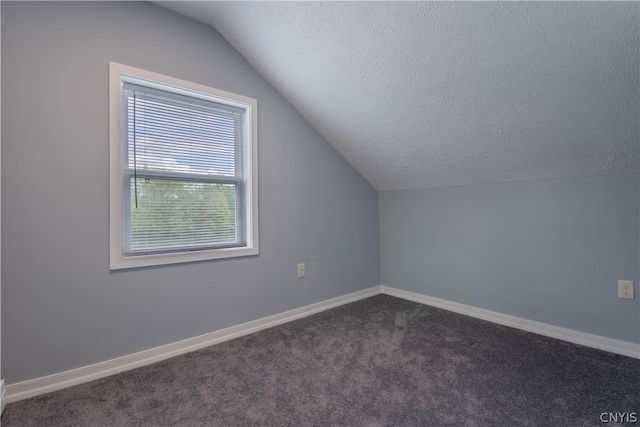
[618,280,635,300]
[297,263,306,279]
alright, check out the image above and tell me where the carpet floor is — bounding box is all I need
[3,295,639,426]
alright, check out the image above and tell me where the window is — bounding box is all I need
[109,62,258,269]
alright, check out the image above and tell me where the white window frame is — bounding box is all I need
[109,62,258,270]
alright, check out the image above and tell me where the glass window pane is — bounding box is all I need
[128,178,239,252]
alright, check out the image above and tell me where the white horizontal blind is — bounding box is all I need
[122,82,246,255]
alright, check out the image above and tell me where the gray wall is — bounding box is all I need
[0,1,3,389]
[1,2,379,384]
[380,173,640,344]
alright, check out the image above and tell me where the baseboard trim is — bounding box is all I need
[1,379,6,414]
[381,286,640,359]
[8,285,638,403]
[6,286,382,403]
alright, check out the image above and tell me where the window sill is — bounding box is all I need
[109,245,259,270]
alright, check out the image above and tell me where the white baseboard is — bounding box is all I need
[1,379,6,414]
[6,286,381,403]
[381,286,640,359]
[7,285,638,404]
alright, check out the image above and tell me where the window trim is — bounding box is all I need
[109,62,258,270]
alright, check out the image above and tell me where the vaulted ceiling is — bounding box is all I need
[156,1,639,191]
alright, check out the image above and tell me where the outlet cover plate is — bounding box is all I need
[618,280,635,300]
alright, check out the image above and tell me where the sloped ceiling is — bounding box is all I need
[156,1,639,191]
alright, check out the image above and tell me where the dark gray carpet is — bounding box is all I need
[3,295,639,426]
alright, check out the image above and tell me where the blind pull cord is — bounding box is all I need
[133,94,139,208]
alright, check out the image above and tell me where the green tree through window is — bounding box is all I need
[130,179,237,250]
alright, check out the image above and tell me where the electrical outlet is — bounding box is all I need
[618,280,635,300]
[297,263,306,279]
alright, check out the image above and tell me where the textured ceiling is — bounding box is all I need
[156,1,639,191]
